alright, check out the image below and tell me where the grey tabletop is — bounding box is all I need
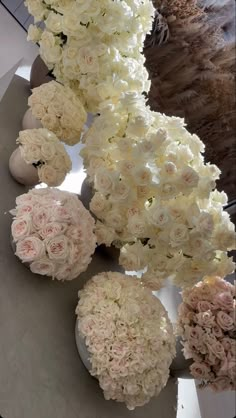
[0,76,178,418]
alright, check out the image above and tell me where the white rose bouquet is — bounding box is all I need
[178,276,236,392]
[11,188,96,281]
[81,93,236,289]
[17,128,72,186]
[26,0,154,112]
[76,271,176,410]
[28,81,87,145]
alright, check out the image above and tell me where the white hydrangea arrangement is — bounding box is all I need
[28,81,87,145]
[17,128,72,186]
[81,93,236,289]
[76,271,176,410]
[11,188,96,281]
[26,0,154,112]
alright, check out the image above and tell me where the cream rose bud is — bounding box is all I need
[90,193,107,214]
[169,224,189,247]
[11,217,32,241]
[30,257,55,277]
[46,235,69,260]
[16,236,45,262]
[216,311,234,331]
[95,168,116,195]
[179,167,199,188]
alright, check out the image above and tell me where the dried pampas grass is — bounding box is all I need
[144,0,236,202]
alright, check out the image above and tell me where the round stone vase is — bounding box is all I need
[22,108,42,130]
[9,147,39,186]
[75,319,92,372]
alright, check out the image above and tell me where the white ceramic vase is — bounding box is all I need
[75,319,92,372]
[9,147,39,186]
[22,108,42,130]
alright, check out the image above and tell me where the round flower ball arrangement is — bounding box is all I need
[178,276,236,392]
[11,188,96,280]
[76,272,176,410]
[4,0,234,411]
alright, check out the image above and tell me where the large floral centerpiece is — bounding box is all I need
[81,93,235,289]
[178,276,236,391]
[26,0,154,112]
[11,188,96,281]
[76,271,176,409]
[28,81,87,145]
[16,128,72,186]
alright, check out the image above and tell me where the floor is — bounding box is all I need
[0,5,235,418]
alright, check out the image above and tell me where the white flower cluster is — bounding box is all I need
[11,188,96,281]
[28,81,87,145]
[82,93,236,288]
[17,128,72,186]
[76,271,175,410]
[26,0,155,112]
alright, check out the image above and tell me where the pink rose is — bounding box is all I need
[185,325,204,341]
[54,264,73,281]
[221,337,233,352]
[66,225,86,242]
[11,216,32,241]
[208,341,225,360]
[17,203,34,216]
[212,324,224,338]
[213,292,234,312]
[32,207,51,229]
[54,205,71,221]
[196,311,215,328]
[197,301,213,312]
[30,257,55,277]
[46,235,69,260]
[16,236,45,262]
[16,193,34,205]
[40,222,66,239]
[186,293,200,309]
[210,376,232,392]
[190,362,211,379]
[216,311,234,331]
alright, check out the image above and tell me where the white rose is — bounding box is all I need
[119,248,143,271]
[147,206,169,227]
[90,193,107,214]
[20,143,41,164]
[25,0,48,22]
[16,236,45,263]
[105,209,125,231]
[78,46,99,74]
[127,215,146,237]
[95,222,115,246]
[133,167,152,186]
[27,24,43,42]
[46,235,69,260]
[111,181,130,201]
[38,165,63,187]
[213,227,236,251]
[11,216,32,241]
[30,257,55,277]
[95,168,116,195]
[41,114,58,132]
[126,116,149,137]
[180,166,199,188]
[45,12,62,33]
[40,142,56,161]
[170,224,189,247]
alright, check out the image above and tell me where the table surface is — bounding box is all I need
[0,76,180,418]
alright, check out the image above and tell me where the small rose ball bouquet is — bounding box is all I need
[178,276,236,391]
[28,81,87,145]
[16,128,72,186]
[25,0,154,112]
[11,188,96,281]
[76,271,176,410]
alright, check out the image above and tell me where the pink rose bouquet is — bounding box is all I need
[178,276,236,391]
[76,271,176,410]
[11,188,96,281]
